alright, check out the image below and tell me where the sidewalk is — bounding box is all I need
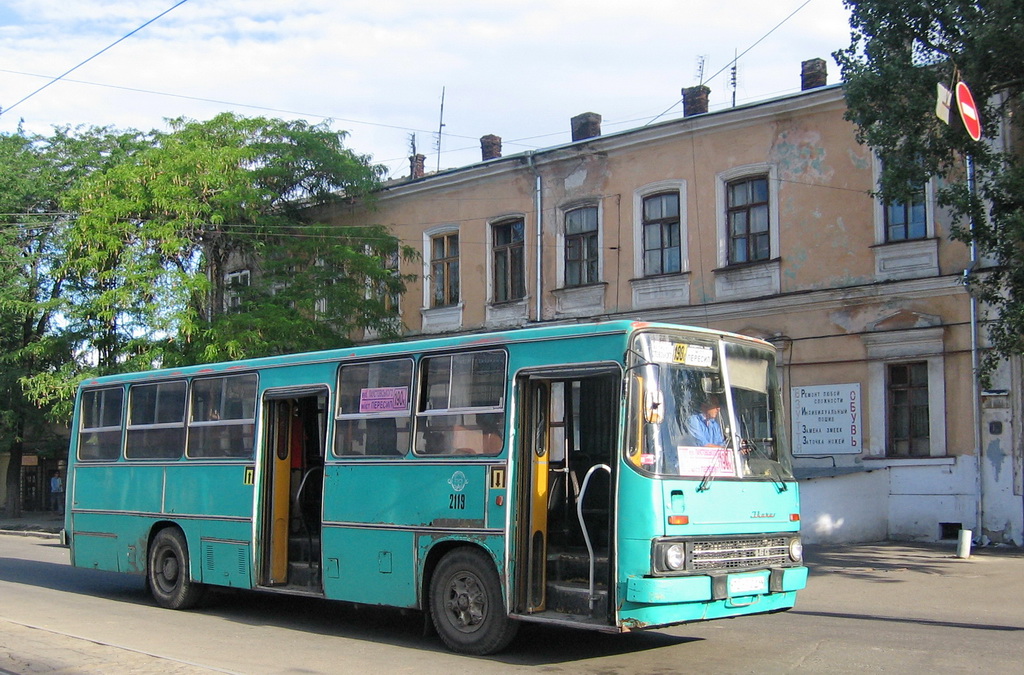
[0,511,63,538]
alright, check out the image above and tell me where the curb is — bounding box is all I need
[0,529,61,540]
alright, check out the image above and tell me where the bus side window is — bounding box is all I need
[335,358,413,457]
[414,349,507,458]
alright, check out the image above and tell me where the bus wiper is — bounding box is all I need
[741,435,788,492]
[696,444,730,493]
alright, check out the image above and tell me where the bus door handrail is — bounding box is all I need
[576,463,611,611]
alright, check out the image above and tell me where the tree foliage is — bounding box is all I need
[0,124,149,515]
[834,0,1024,381]
[4,113,411,444]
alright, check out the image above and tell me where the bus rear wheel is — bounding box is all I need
[148,527,205,610]
[429,547,518,655]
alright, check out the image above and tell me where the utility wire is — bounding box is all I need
[1,0,191,117]
[644,0,814,126]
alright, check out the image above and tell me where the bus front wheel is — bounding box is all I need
[148,527,205,610]
[429,547,518,655]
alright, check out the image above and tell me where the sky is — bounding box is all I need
[0,0,854,179]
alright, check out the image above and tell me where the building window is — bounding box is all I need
[726,176,770,265]
[224,269,250,312]
[887,362,930,457]
[884,185,927,241]
[642,192,681,276]
[430,232,459,307]
[492,218,525,303]
[564,206,599,287]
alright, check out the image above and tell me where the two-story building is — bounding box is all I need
[273,59,1022,545]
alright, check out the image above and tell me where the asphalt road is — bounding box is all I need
[1,532,1022,674]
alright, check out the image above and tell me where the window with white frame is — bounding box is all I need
[863,326,946,458]
[715,164,779,274]
[564,205,599,287]
[871,156,938,280]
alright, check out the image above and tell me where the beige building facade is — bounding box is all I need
[311,64,1022,545]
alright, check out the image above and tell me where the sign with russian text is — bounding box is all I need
[791,384,860,455]
[359,386,409,413]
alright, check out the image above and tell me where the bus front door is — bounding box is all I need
[515,372,617,624]
[260,392,327,592]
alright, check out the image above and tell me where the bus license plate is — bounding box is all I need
[728,574,767,596]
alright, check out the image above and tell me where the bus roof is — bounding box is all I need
[77,320,770,388]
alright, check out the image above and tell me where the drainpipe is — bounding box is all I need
[527,152,543,322]
[967,153,983,543]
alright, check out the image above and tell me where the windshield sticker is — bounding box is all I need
[650,341,675,363]
[677,446,735,477]
[679,344,714,367]
[359,386,409,413]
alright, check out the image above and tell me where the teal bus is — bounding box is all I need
[63,320,806,654]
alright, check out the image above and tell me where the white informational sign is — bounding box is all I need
[791,384,861,455]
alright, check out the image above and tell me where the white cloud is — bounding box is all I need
[0,0,852,176]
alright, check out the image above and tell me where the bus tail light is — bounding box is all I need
[668,515,689,525]
[790,513,800,522]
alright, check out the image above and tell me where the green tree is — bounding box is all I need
[24,113,412,411]
[0,124,148,516]
[834,0,1024,381]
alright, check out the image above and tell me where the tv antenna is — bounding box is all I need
[730,49,739,106]
[695,55,708,85]
[434,87,446,172]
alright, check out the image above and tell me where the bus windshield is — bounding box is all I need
[628,333,794,482]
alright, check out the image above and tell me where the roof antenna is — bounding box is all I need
[730,49,739,107]
[695,55,707,86]
[434,87,446,173]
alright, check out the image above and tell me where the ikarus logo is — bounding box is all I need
[448,471,468,492]
[750,510,776,519]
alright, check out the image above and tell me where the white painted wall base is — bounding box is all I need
[799,455,1023,545]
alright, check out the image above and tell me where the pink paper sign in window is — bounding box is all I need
[677,445,735,477]
[359,387,409,413]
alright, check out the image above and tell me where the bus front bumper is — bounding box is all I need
[625,565,808,605]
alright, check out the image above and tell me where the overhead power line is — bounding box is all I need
[1,0,191,117]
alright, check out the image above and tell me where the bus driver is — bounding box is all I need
[685,395,725,447]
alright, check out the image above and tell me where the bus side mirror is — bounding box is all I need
[644,388,665,424]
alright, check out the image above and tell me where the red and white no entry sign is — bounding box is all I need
[956,81,982,141]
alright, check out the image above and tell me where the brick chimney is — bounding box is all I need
[480,134,502,161]
[571,112,602,142]
[801,58,828,90]
[682,85,710,117]
[410,153,425,179]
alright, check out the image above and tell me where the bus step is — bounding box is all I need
[547,549,609,582]
[287,560,321,588]
[288,535,321,560]
[546,581,608,618]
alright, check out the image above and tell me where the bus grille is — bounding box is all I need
[689,537,789,571]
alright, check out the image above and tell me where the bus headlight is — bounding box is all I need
[789,537,803,562]
[655,540,688,573]
[665,543,686,570]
